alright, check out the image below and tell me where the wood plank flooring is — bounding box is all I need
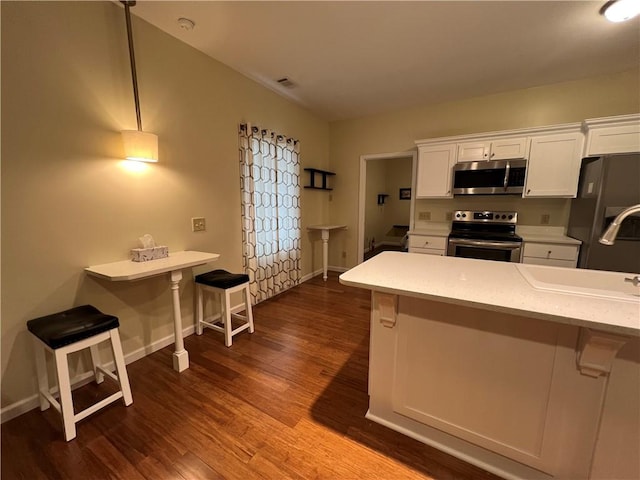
[1,273,501,480]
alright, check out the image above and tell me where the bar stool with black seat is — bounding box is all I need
[27,305,133,441]
[195,269,254,347]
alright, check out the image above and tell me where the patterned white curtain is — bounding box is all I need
[239,124,301,304]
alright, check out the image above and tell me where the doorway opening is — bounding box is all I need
[358,151,416,264]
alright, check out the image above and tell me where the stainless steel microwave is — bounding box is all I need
[452,159,527,195]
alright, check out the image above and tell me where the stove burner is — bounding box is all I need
[449,210,522,243]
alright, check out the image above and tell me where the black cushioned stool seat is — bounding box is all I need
[195,269,250,289]
[27,305,119,349]
[195,270,254,347]
[27,304,133,441]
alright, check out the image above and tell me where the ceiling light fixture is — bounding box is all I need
[177,17,195,31]
[602,0,640,22]
[120,1,158,163]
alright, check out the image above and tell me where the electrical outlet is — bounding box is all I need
[191,217,206,232]
[445,211,453,221]
[418,211,431,221]
[540,214,550,225]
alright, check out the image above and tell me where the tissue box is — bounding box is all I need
[131,246,169,262]
[152,246,168,259]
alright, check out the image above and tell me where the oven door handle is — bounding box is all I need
[449,238,521,249]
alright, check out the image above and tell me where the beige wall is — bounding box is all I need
[364,160,387,249]
[364,157,412,250]
[328,69,640,268]
[383,158,412,243]
[1,2,330,410]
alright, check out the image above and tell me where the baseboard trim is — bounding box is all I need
[0,327,196,424]
[328,265,349,273]
[301,266,349,282]
[301,269,323,282]
[1,272,351,424]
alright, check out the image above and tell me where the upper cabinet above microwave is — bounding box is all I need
[415,121,588,199]
[583,114,640,156]
[457,137,528,162]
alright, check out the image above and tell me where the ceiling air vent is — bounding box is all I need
[276,77,296,88]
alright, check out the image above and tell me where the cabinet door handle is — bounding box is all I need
[424,241,429,246]
[527,189,531,194]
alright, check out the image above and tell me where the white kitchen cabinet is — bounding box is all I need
[457,137,528,162]
[408,234,447,255]
[457,141,489,162]
[584,114,640,156]
[524,132,584,198]
[522,242,579,267]
[415,144,456,198]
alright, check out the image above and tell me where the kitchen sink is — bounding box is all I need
[516,263,640,303]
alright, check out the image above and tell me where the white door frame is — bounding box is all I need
[357,150,417,264]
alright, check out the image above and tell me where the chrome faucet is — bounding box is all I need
[625,275,640,287]
[599,204,640,245]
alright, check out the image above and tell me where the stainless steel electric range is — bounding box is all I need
[447,210,522,263]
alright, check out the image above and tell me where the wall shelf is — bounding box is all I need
[304,168,335,191]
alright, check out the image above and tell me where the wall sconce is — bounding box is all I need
[601,0,640,22]
[121,1,158,163]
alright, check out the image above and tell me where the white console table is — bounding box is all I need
[307,225,347,281]
[85,250,220,372]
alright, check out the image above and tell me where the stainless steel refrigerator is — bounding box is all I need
[567,154,640,273]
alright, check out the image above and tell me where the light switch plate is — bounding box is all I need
[191,217,206,232]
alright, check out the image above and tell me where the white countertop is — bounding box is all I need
[410,226,581,244]
[519,232,582,245]
[86,250,220,281]
[408,225,450,237]
[517,226,581,245]
[339,252,639,336]
[307,224,347,231]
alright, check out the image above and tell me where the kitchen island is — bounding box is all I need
[339,252,639,480]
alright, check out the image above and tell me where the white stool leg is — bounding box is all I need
[89,345,104,384]
[245,284,255,334]
[196,284,204,335]
[54,349,76,441]
[32,337,50,411]
[224,290,233,347]
[109,329,133,406]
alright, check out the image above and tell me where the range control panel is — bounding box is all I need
[453,210,518,224]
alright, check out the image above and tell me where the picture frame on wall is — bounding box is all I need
[399,188,411,200]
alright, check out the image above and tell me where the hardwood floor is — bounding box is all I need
[1,273,501,480]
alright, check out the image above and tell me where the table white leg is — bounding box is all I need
[321,229,330,281]
[170,270,189,372]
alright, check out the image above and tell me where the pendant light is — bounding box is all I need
[120,1,158,163]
